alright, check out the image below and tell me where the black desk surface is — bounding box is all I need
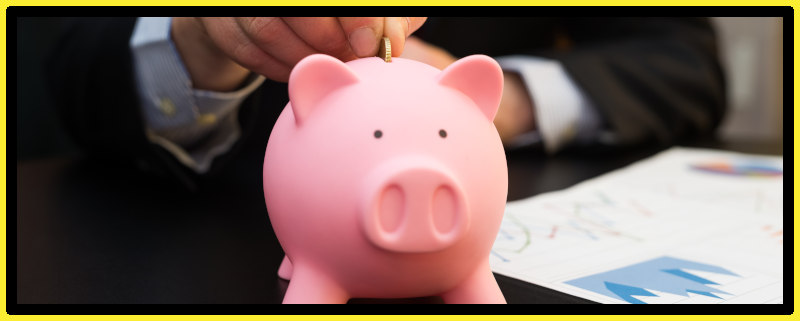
[14,138,783,308]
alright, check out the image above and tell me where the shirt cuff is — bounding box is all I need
[130,17,265,173]
[497,55,602,153]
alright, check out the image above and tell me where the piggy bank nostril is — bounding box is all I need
[431,185,458,235]
[378,185,405,234]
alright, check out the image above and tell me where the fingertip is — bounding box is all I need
[407,17,427,35]
[384,17,406,57]
[340,17,383,57]
[387,17,427,57]
[349,27,379,57]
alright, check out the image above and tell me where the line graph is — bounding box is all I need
[494,191,652,251]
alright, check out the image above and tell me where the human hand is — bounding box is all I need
[171,17,427,91]
[494,72,537,145]
[401,36,458,70]
[401,36,537,145]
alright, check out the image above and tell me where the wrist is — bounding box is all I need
[494,72,536,144]
[171,17,250,92]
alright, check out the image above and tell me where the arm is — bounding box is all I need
[401,35,600,152]
[47,17,427,190]
[46,18,263,190]
[551,17,726,149]
[131,17,266,173]
[411,17,726,152]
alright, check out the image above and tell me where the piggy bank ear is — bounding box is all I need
[288,54,360,125]
[437,55,504,121]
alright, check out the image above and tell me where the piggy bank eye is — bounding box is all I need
[374,130,383,139]
[439,129,447,138]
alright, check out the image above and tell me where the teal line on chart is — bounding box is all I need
[596,191,614,205]
[568,220,598,240]
[498,228,514,240]
[491,250,509,262]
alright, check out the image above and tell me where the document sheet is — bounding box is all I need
[490,147,784,304]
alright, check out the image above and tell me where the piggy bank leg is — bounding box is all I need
[282,265,349,304]
[277,256,293,280]
[440,262,506,304]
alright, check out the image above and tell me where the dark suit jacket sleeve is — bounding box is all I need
[46,18,267,191]
[419,17,726,151]
[547,18,727,149]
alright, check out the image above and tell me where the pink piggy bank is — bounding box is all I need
[263,53,508,304]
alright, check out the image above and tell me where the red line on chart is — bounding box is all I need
[761,225,783,245]
[548,226,559,239]
[544,202,642,242]
[629,199,653,217]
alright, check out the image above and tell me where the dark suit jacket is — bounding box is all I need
[48,17,726,190]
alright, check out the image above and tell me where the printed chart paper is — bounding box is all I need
[490,147,783,304]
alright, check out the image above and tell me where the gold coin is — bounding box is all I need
[378,36,391,62]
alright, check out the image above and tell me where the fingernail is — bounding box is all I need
[349,27,378,57]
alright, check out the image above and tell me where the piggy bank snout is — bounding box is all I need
[362,158,470,253]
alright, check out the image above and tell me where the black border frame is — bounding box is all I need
[7,5,794,315]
